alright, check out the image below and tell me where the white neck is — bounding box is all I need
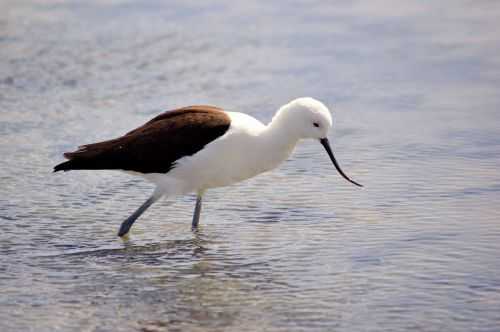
[252,110,301,171]
[264,106,302,144]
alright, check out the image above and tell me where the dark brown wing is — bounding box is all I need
[54,106,231,173]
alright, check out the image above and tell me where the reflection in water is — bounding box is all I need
[1,1,500,331]
[52,232,210,260]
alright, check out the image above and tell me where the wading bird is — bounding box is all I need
[54,97,362,237]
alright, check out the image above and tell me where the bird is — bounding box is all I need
[54,97,362,237]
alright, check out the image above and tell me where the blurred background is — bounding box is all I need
[1,1,499,331]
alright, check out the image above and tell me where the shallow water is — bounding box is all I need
[1,1,500,331]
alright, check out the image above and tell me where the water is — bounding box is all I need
[1,1,500,331]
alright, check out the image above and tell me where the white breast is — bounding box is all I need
[168,111,291,191]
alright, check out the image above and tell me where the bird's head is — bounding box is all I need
[276,97,333,140]
[273,97,362,187]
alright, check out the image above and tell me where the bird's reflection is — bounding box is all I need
[54,227,212,263]
[116,227,211,260]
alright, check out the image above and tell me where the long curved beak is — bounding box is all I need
[320,138,362,187]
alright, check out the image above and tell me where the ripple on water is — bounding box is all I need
[2,1,500,331]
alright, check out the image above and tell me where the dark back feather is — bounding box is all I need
[54,106,231,173]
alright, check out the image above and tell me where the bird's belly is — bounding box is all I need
[169,141,291,191]
[172,152,270,190]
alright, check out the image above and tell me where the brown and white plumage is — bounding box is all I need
[54,106,231,174]
[54,98,361,237]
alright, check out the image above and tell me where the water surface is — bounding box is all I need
[1,1,500,331]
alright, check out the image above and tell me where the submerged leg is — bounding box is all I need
[191,190,205,229]
[118,189,163,237]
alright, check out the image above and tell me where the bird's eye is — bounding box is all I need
[313,122,320,128]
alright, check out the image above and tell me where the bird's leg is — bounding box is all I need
[191,190,205,229]
[118,189,163,237]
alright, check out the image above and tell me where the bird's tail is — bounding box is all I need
[53,139,121,172]
[53,159,75,172]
